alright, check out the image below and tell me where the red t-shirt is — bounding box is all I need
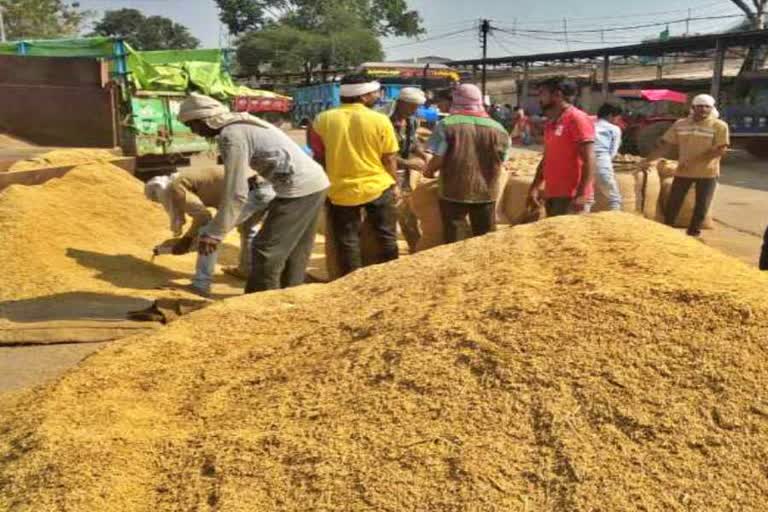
[542,106,595,198]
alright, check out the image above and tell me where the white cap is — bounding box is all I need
[692,94,716,107]
[399,87,427,105]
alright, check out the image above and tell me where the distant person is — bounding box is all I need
[761,226,768,270]
[510,106,532,146]
[390,87,429,251]
[643,94,730,237]
[145,167,275,297]
[424,83,511,243]
[527,77,596,217]
[178,93,329,293]
[309,74,400,276]
[594,103,624,211]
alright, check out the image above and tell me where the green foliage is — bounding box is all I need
[236,11,384,76]
[213,0,273,36]
[1,0,89,40]
[229,1,413,74]
[91,8,200,50]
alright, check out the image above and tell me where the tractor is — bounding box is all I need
[613,89,689,158]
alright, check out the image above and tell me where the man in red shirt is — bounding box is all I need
[527,77,596,217]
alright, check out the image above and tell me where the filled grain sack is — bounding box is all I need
[409,178,444,252]
[592,165,661,220]
[495,170,510,224]
[657,177,716,229]
[656,159,678,179]
[501,174,546,225]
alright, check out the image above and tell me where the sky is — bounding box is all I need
[75,0,747,60]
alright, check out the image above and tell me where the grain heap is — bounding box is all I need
[6,149,121,172]
[0,162,204,303]
[2,213,768,511]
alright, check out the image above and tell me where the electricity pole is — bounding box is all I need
[0,5,6,43]
[480,19,490,100]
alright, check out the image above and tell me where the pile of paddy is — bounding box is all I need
[1,213,767,511]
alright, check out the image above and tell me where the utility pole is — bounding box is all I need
[480,19,490,100]
[0,5,6,43]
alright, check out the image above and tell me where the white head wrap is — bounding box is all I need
[690,94,719,119]
[339,81,381,98]
[692,94,716,107]
[145,174,185,236]
[178,92,271,130]
[398,87,426,105]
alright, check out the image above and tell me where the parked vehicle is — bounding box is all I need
[613,89,689,157]
[722,71,768,159]
[0,37,288,173]
[292,83,438,128]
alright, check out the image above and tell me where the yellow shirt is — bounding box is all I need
[662,116,730,178]
[313,103,399,206]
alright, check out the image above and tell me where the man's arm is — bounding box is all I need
[199,135,251,254]
[423,154,444,179]
[643,123,678,166]
[527,154,546,208]
[575,141,596,204]
[381,152,399,181]
[169,182,212,242]
[644,141,676,164]
[610,127,622,159]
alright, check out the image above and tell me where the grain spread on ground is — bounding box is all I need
[1,213,767,511]
[6,149,121,172]
[0,162,205,302]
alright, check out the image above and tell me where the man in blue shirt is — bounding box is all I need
[594,103,624,211]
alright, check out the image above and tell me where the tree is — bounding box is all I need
[1,0,88,40]
[91,8,200,50]
[235,7,384,76]
[728,0,766,29]
[215,0,423,37]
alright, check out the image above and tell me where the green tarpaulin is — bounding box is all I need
[0,37,284,100]
[0,37,116,57]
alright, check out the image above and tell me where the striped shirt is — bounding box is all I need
[662,117,730,178]
[427,114,511,203]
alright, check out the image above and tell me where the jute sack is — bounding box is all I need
[495,170,511,224]
[323,205,383,281]
[501,174,546,225]
[592,165,661,220]
[657,177,715,229]
[409,179,444,252]
[656,159,678,179]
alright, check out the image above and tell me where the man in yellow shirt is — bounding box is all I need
[644,94,730,237]
[310,75,400,276]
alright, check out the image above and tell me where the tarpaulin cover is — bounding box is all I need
[614,89,688,104]
[0,37,116,57]
[1,37,286,100]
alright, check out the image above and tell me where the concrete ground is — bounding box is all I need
[1,135,765,395]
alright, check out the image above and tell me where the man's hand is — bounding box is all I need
[405,158,426,172]
[527,187,543,209]
[171,237,194,255]
[198,235,220,256]
[573,194,589,207]
[392,185,402,202]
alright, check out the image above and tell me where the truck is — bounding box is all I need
[722,71,768,159]
[0,37,290,173]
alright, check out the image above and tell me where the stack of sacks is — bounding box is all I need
[652,158,715,229]
[592,155,661,220]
